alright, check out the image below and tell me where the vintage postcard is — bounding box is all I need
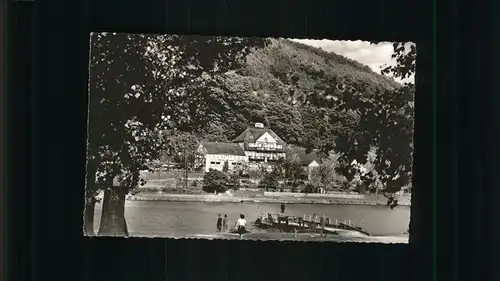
[84,33,415,243]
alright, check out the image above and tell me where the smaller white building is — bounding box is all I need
[290,146,323,181]
[197,142,248,173]
[306,160,320,181]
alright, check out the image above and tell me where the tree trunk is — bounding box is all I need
[83,198,96,236]
[84,161,98,236]
[98,187,129,237]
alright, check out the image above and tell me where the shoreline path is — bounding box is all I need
[124,192,411,206]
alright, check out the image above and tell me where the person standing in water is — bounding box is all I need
[222,214,229,232]
[216,214,223,233]
[280,203,286,213]
[236,214,247,239]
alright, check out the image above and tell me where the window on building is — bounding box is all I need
[210,162,216,165]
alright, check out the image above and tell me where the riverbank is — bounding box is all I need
[177,233,409,243]
[126,192,411,206]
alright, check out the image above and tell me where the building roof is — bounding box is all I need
[232,126,286,145]
[290,147,323,166]
[200,142,246,156]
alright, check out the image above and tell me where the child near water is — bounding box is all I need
[216,214,223,233]
[236,214,247,239]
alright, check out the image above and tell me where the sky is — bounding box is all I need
[290,39,415,84]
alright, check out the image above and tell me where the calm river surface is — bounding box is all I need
[93,200,410,239]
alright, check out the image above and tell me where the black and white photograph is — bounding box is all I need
[85,33,415,243]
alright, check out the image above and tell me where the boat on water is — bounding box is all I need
[192,213,376,240]
[188,215,407,242]
[253,213,371,237]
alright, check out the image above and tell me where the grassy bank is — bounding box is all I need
[127,192,411,206]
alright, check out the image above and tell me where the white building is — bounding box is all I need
[290,147,322,181]
[196,124,324,179]
[196,142,248,173]
[232,123,286,162]
[306,160,320,181]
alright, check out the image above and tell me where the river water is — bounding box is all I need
[93,200,410,241]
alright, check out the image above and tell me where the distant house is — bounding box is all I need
[290,147,323,181]
[197,142,248,173]
[233,123,287,163]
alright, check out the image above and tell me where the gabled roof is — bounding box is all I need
[232,126,285,144]
[290,147,323,166]
[200,142,246,156]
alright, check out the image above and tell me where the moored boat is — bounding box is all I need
[253,213,371,237]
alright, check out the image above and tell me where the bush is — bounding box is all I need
[176,177,187,188]
[227,173,241,190]
[259,173,279,190]
[302,184,318,194]
[355,183,367,194]
[191,180,199,188]
[202,170,230,194]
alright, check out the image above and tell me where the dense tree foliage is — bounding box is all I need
[163,131,199,170]
[310,153,345,190]
[227,172,241,190]
[258,168,282,190]
[87,33,181,236]
[278,149,304,182]
[86,33,267,235]
[377,42,416,82]
[258,174,278,190]
[224,39,414,195]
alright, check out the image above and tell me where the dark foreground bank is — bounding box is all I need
[155,232,409,243]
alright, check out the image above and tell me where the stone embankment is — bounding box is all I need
[125,192,411,206]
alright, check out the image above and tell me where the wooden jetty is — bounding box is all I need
[338,222,370,236]
[254,214,371,236]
